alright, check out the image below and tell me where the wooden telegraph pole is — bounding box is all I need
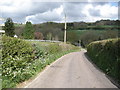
[64,14,67,43]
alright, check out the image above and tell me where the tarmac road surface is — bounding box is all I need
[25,49,117,88]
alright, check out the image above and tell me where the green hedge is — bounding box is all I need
[2,36,37,88]
[2,36,34,59]
[87,38,120,84]
[2,36,79,88]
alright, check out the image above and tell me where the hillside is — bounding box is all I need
[2,19,119,47]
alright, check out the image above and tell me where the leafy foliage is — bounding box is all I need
[2,36,34,59]
[47,43,61,54]
[67,31,79,44]
[2,36,35,87]
[87,38,120,84]
[2,36,79,88]
[4,18,15,37]
[23,21,35,39]
[2,36,46,88]
[14,20,119,45]
[68,30,118,47]
[34,32,44,39]
[46,32,52,40]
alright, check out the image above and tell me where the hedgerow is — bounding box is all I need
[2,36,50,88]
[2,36,79,88]
[87,38,120,84]
[2,36,36,88]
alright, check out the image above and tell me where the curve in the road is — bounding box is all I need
[24,49,117,88]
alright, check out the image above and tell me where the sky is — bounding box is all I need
[0,0,119,25]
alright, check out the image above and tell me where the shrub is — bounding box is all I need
[47,43,62,54]
[2,37,79,88]
[2,36,34,60]
[2,36,36,88]
[87,38,120,84]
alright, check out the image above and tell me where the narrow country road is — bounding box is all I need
[24,49,117,88]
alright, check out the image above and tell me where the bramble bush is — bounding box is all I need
[87,38,120,84]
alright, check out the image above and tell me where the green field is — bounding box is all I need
[67,30,113,36]
[67,30,118,47]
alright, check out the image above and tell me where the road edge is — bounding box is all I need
[23,51,79,88]
[84,52,120,89]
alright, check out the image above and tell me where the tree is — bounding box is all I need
[104,30,118,39]
[80,31,99,47]
[4,18,15,37]
[34,32,44,40]
[67,31,79,44]
[46,33,52,40]
[23,21,35,39]
[54,35,59,41]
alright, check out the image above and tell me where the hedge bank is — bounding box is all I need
[87,38,120,84]
[2,36,79,88]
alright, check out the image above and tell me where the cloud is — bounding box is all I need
[25,5,63,23]
[81,3,118,22]
[62,2,87,22]
[98,4,118,18]
[0,0,118,24]
[0,0,62,23]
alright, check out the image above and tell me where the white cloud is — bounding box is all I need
[82,4,93,16]
[55,5,63,15]
[0,0,118,24]
[0,0,32,13]
[98,4,118,18]
[25,6,63,23]
[81,3,118,22]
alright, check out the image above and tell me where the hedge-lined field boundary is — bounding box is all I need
[87,38,120,85]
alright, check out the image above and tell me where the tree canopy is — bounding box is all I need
[4,18,15,37]
[23,21,35,39]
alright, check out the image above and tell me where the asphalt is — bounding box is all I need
[24,49,117,88]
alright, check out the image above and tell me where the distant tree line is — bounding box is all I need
[67,20,120,30]
[4,18,38,39]
[66,30,119,47]
[3,18,120,47]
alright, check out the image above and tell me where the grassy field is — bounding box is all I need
[67,30,118,47]
[67,30,109,36]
